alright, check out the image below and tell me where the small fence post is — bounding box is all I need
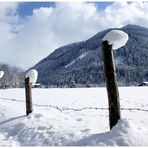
[102,40,121,130]
[25,77,32,115]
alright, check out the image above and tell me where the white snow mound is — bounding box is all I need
[25,69,38,84]
[73,118,148,146]
[103,30,128,50]
[0,113,81,146]
[0,71,4,78]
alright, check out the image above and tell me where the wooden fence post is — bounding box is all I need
[25,77,32,115]
[102,40,121,130]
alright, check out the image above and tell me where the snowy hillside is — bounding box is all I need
[0,87,148,146]
[32,25,148,87]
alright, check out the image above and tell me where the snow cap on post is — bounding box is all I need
[25,69,38,84]
[0,71,4,78]
[103,30,128,50]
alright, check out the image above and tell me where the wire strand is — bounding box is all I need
[0,97,148,113]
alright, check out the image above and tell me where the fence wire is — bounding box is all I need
[0,97,148,113]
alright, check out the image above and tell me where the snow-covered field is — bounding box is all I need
[0,87,148,146]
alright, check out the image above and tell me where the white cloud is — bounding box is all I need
[0,2,148,69]
[0,3,19,42]
[100,1,148,28]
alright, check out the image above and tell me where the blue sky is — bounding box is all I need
[17,2,55,16]
[17,2,113,17]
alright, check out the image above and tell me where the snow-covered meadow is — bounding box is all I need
[0,87,148,146]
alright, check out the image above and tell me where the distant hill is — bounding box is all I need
[0,63,24,88]
[31,25,148,87]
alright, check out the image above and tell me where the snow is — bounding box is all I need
[73,118,148,146]
[0,71,4,78]
[0,87,148,146]
[25,69,38,84]
[142,81,148,84]
[78,52,88,60]
[65,52,89,68]
[65,60,76,68]
[103,30,129,50]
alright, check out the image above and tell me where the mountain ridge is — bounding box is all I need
[31,24,148,87]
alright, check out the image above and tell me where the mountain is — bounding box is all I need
[0,63,24,88]
[32,25,148,87]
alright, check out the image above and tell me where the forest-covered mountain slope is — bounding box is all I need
[32,25,148,87]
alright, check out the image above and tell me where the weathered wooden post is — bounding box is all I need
[25,69,38,116]
[102,30,128,129]
[102,41,121,129]
[25,77,32,115]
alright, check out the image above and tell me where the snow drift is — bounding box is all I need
[1,115,148,146]
[73,118,148,146]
